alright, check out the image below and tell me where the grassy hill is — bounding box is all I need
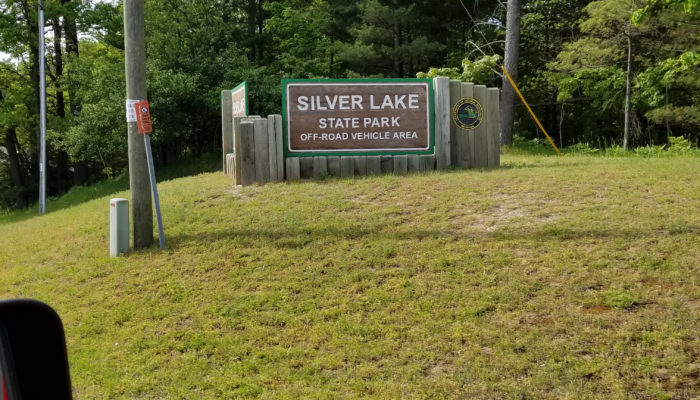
[1,154,698,399]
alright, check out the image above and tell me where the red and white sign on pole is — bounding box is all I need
[131,98,164,248]
[135,100,152,134]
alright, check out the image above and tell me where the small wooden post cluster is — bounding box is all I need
[221,77,500,186]
[446,80,500,169]
[225,115,284,186]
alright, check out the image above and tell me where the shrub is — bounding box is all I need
[667,136,693,155]
[565,142,600,155]
[634,145,666,157]
[605,145,630,157]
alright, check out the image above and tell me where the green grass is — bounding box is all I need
[0,153,219,224]
[1,154,699,399]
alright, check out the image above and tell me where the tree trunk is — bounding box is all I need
[329,34,335,76]
[50,16,74,193]
[393,19,401,77]
[623,34,632,151]
[500,0,520,146]
[51,17,65,118]
[60,0,87,184]
[247,0,256,60]
[4,127,27,208]
[61,0,80,115]
[257,0,264,61]
[21,1,41,190]
[664,85,671,141]
[559,104,565,148]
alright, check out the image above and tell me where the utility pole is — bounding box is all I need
[38,0,47,214]
[124,0,153,248]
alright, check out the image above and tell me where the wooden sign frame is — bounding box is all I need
[231,81,248,118]
[282,79,434,157]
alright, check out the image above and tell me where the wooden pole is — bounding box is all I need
[487,88,501,167]
[124,0,153,248]
[473,85,488,168]
[221,90,233,173]
[239,121,256,186]
[434,77,451,169]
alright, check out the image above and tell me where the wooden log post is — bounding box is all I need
[233,116,245,185]
[449,80,461,168]
[286,157,300,181]
[239,121,256,186]
[393,155,408,175]
[380,156,393,174]
[434,77,451,169]
[267,115,279,181]
[225,153,235,182]
[300,157,314,179]
[340,157,354,178]
[458,83,475,168]
[407,155,420,172]
[221,90,232,174]
[353,156,367,176]
[473,85,489,168]
[487,88,501,168]
[275,115,284,180]
[366,156,381,175]
[313,156,328,179]
[419,155,435,172]
[327,156,341,177]
[253,118,269,183]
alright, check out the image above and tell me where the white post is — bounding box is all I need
[38,0,47,214]
[110,198,129,257]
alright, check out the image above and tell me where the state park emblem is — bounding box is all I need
[452,97,484,130]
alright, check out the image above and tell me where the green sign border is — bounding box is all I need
[282,78,435,157]
[231,81,248,116]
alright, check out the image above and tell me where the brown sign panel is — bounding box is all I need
[231,81,247,118]
[283,79,434,156]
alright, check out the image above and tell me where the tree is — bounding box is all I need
[518,0,592,145]
[550,0,646,149]
[632,3,699,143]
[500,0,521,147]
[335,0,448,78]
[550,0,697,148]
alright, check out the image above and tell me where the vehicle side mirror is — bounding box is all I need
[0,299,72,400]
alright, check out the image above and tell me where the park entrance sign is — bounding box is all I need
[222,77,500,184]
[283,79,434,156]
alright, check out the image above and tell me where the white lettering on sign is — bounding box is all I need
[285,81,432,154]
[231,82,247,118]
[296,94,421,112]
[297,95,364,111]
[232,99,245,115]
[297,131,418,142]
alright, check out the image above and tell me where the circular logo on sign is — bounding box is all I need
[452,98,484,130]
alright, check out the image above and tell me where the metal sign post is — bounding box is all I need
[38,0,47,214]
[143,135,165,249]
[134,101,165,249]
